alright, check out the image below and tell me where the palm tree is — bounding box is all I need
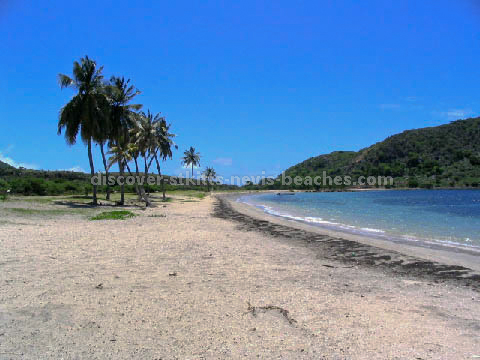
[182,147,201,182]
[203,167,217,192]
[57,56,109,205]
[128,111,155,206]
[152,117,177,200]
[107,136,134,205]
[131,110,158,177]
[107,140,135,177]
[104,76,141,205]
[105,76,142,139]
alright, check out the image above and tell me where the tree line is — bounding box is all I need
[58,56,217,206]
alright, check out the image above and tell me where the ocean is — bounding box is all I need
[238,190,480,253]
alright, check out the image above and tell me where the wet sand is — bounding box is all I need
[221,194,480,287]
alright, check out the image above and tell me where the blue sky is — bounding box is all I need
[1,0,479,180]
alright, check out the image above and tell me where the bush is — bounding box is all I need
[420,183,433,189]
[408,178,419,188]
[90,210,136,220]
[0,178,9,200]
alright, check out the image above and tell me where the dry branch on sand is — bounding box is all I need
[245,301,297,325]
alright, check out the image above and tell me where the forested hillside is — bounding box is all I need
[272,117,480,189]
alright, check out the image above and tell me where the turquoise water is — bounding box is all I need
[238,190,480,252]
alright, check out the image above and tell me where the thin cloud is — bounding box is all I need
[213,157,233,166]
[435,108,474,120]
[65,166,86,173]
[0,151,38,169]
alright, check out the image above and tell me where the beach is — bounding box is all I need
[0,193,479,359]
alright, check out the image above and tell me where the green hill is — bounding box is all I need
[277,117,480,189]
[0,160,14,170]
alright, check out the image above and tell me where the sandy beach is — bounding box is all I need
[0,193,479,359]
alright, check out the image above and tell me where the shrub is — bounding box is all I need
[0,178,9,200]
[90,210,136,220]
[408,178,419,188]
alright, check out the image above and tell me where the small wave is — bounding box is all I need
[237,194,480,254]
[422,238,480,251]
[360,227,385,233]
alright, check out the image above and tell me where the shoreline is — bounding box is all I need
[236,192,480,258]
[216,193,480,289]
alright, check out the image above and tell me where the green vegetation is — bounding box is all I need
[0,176,89,196]
[169,190,207,199]
[0,167,235,197]
[90,210,136,220]
[0,178,9,200]
[0,160,14,171]
[5,207,72,216]
[250,117,480,190]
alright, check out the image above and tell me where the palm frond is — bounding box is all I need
[58,94,83,144]
[58,74,75,89]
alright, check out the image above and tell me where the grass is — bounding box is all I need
[8,196,57,203]
[5,207,73,216]
[167,190,207,199]
[90,210,136,221]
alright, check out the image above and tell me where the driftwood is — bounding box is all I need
[136,185,155,207]
[245,301,297,325]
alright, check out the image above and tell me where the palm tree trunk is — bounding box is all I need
[154,153,166,201]
[100,143,110,200]
[144,154,155,195]
[125,162,134,176]
[144,156,148,195]
[134,156,151,207]
[192,164,194,183]
[133,156,141,199]
[119,160,125,205]
[87,138,97,205]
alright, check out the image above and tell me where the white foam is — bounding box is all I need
[361,227,385,233]
[238,195,480,253]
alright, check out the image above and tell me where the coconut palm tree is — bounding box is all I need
[107,140,136,176]
[57,56,109,205]
[107,136,135,205]
[131,110,158,177]
[203,167,217,192]
[105,76,142,139]
[125,111,162,206]
[182,147,201,182]
[152,117,177,200]
[104,76,141,205]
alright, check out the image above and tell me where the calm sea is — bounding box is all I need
[238,190,480,252]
